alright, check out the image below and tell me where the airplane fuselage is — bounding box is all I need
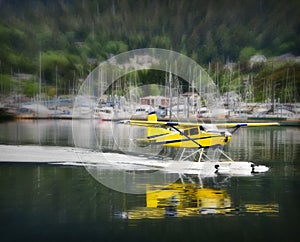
[147,127,232,148]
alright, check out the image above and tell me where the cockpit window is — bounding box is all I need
[190,127,199,135]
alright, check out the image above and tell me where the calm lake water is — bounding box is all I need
[0,120,299,242]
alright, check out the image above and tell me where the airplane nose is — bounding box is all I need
[224,131,232,142]
[225,131,232,137]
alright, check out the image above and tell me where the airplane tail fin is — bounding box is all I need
[147,112,168,138]
[147,111,158,122]
[147,112,158,137]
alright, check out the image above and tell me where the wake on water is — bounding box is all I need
[0,145,268,176]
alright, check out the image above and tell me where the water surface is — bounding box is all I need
[0,120,299,242]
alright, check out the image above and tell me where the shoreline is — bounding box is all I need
[1,116,299,126]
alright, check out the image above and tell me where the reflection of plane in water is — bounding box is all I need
[115,183,279,219]
[121,112,279,174]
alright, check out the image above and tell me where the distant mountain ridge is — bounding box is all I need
[0,0,299,96]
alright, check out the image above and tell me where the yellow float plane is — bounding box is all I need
[122,112,279,173]
[125,111,279,149]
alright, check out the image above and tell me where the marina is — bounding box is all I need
[1,94,299,126]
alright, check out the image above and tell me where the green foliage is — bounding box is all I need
[253,63,300,102]
[42,51,76,85]
[105,41,128,55]
[0,74,13,93]
[0,0,299,100]
[149,84,161,96]
[23,80,39,97]
[239,47,257,62]
[150,35,172,49]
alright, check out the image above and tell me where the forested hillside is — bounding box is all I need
[0,0,299,100]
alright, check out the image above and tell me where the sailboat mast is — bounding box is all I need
[39,52,42,103]
[169,68,172,120]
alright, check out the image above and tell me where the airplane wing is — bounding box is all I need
[122,120,280,129]
[214,122,280,128]
[121,111,280,130]
[213,122,280,134]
